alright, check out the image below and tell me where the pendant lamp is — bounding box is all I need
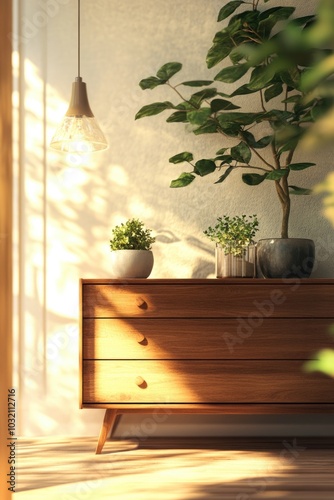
[50,0,108,153]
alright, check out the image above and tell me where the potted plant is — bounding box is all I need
[135,1,334,278]
[204,214,258,278]
[109,218,155,278]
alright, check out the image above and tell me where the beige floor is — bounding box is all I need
[15,436,334,499]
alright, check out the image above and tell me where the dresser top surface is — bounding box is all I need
[80,278,334,285]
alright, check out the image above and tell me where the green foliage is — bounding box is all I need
[304,349,334,378]
[110,219,155,251]
[204,214,259,255]
[136,0,334,238]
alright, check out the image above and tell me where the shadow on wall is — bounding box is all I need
[17,54,217,435]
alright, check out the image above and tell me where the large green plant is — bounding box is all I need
[136,0,334,238]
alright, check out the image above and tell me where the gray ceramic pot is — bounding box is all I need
[256,238,315,279]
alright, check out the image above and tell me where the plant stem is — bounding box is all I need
[270,141,280,170]
[285,147,295,167]
[284,85,289,112]
[248,145,275,170]
[237,165,270,172]
[167,82,196,108]
[260,89,267,112]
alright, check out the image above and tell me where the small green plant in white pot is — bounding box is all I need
[109,218,155,278]
[204,214,258,278]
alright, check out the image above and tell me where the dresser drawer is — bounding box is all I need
[82,318,334,360]
[82,283,334,318]
[82,360,334,404]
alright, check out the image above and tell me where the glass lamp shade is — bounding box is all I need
[50,77,108,153]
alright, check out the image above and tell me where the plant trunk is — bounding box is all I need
[281,197,290,239]
[275,179,290,239]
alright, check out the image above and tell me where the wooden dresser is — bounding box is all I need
[79,279,334,453]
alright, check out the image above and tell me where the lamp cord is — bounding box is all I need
[78,0,81,77]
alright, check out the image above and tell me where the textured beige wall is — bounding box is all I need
[14,0,334,437]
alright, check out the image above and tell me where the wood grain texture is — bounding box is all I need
[82,282,334,318]
[95,409,118,454]
[81,403,334,413]
[15,436,334,499]
[0,3,12,500]
[82,360,334,404]
[82,318,334,360]
[80,279,334,453]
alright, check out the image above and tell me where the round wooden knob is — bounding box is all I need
[136,297,147,309]
[135,333,147,344]
[135,376,146,387]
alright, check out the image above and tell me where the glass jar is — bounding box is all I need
[215,243,256,278]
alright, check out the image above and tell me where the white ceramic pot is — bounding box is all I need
[110,250,154,278]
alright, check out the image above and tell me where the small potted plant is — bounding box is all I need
[204,214,258,278]
[109,218,155,278]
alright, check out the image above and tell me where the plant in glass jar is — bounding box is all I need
[204,214,259,277]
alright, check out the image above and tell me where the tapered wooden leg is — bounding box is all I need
[95,409,118,454]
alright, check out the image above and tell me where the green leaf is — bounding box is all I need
[282,95,301,104]
[215,64,248,83]
[289,185,312,195]
[241,131,272,149]
[189,88,218,107]
[258,7,295,38]
[217,122,241,137]
[166,111,188,123]
[264,82,283,102]
[215,166,234,184]
[266,169,288,180]
[311,100,331,121]
[211,99,240,112]
[242,173,267,185]
[206,37,234,69]
[289,162,316,171]
[139,76,165,90]
[195,159,216,176]
[156,62,182,81]
[218,1,244,22]
[217,92,231,98]
[193,120,218,135]
[215,154,233,164]
[230,84,258,97]
[135,101,175,120]
[216,147,229,155]
[304,349,334,377]
[170,172,196,188]
[301,55,334,92]
[257,110,294,123]
[187,108,212,125]
[248,64,277,91]
[169,152,194,164]
[288,15,315,27]
[280,67,300,89]
[181,80,214,87]
[277,137,300,155]
[230,142,251,163]
[175,102,196,110]
[218,112,259,126]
